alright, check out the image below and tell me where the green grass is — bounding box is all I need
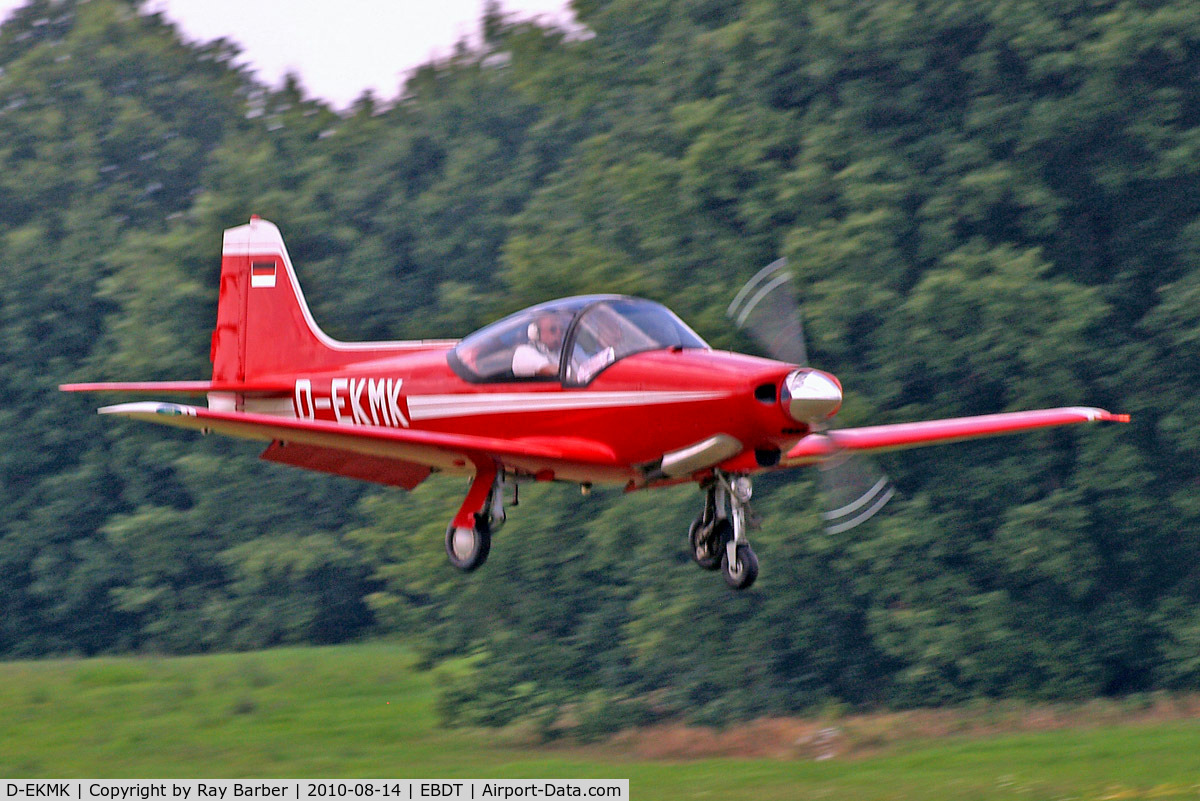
[2,644,1199,799]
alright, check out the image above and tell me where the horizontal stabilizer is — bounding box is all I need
[62,381,215,394]
[61,380,294,395]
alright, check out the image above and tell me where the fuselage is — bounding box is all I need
[252,345,812,486]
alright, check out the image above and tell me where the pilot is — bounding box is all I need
[512,312,567,377]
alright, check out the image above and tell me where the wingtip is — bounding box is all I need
[1078,408,1130,423]
[98,401,197,417]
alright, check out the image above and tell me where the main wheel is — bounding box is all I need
[721,542,759,590]
[446,516,491,572]
[689,516,730,571]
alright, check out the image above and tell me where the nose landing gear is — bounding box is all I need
[688,472,759,590]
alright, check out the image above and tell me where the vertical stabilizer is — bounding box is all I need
[209,217,448,384]
[211,216,332,382]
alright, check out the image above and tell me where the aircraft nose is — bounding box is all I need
[781,369,842,422]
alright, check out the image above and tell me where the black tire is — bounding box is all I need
[445,516,491,572]
[721,542,759,590]
[689,516,729,571]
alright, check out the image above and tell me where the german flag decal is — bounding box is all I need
[251,261,277,288]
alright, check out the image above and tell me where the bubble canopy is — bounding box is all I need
[448,295,709,385]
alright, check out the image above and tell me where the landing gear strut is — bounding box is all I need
[689,472,759,590]
[446,463,508,572]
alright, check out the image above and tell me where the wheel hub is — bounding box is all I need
[452,527,476,559]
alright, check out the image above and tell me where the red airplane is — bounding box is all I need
[62,217,1129,590]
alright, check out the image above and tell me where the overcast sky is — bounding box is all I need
[0,0,575,108]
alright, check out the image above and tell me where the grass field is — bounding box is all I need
[2,644,1200,799]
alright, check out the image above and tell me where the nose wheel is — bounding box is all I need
[689,473,758,590]
[721,541,758,590]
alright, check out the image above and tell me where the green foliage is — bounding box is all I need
[0,0,1196,731]
[7,645,1200,799]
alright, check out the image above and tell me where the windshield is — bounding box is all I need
[566,298,708,384]
[449,296,708,384]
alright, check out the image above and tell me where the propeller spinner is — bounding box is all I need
[782,368,843,422]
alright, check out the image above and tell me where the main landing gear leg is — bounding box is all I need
[446,462,505,572]
[688,472,759,590]
[688,481,727,571]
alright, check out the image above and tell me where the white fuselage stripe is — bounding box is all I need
[406,390,728,421]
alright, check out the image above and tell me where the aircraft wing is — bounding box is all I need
[782,406,1129,466]
[95,401,621,490]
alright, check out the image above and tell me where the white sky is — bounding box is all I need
[0,0,575,108]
